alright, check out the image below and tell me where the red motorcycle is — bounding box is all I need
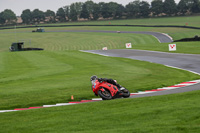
[92,80,130,100]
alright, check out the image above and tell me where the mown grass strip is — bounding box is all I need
[0,90,200,133]
[0,31,158,52]
[1,26,200,53]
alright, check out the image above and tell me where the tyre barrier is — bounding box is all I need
[1,24,200,30]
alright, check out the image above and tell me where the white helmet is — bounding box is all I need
[90,75,97,85]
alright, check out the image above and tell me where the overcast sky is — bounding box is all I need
[0,0,180,16]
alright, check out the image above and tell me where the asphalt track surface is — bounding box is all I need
[83,49,200,98]
[47,30,173,43]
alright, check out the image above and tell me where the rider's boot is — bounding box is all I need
[120,87,128,92]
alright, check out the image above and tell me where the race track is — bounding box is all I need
[1,30,199,113]
[41,29,200,97]
[47,30,173,43]
[83,49,200,98]
[51,29,199,98]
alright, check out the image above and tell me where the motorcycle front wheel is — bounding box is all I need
[98,89,112,100]
[122,89,130,98]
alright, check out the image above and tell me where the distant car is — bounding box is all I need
[32,28,45,32]
[117,31,121,33]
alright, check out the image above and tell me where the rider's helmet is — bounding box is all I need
[90,75,97,81]
[90,75,97,85]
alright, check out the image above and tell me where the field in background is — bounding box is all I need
[1,26,200,54]
[0,31,158,52]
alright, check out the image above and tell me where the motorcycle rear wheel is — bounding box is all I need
[98,89,112,100]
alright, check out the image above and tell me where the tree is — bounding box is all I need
[1,9,17,24]
[64,3,81,21]
[100,3,113,18]
[98,2,105,17]
[177,0,190,15]
[125,0,140,18]
[85,0,95,18]
[163,0,177,16]
[56,8,66,22]
[21,9,32,24]
[191,0,200,13]
[151,0,163,16]
[74,2,83,17]
[63,6,70,21]
[69,3,78,21]
[83,0,96,19]
[107,2,124,19]
[0,12,6,25]
[80,3,90,19]
[45,10,55,23]
[32,9,45,24]
[92,3,100,20]
[140,1,150,17]
[115,4,125,19]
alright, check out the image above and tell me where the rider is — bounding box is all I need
[90,75,125,91]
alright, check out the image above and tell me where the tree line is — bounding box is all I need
[0,0,200,25]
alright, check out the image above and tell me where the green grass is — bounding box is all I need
[0,30,159,52]
[0,26,200,54]
[0,90,200,133]
[0,16,200,132]
[0,50,199,110]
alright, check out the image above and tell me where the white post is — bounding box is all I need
[169,44,176,51]
[126,43,132,48]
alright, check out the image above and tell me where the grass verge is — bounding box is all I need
[0,90,200,133]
